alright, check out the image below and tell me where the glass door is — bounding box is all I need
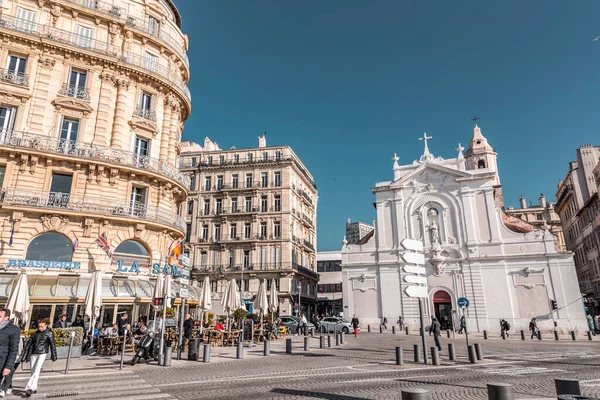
[134,136,149,167]
[48,173,72,208]
[15,7,37,33]
[6,55,27,85]
[129,186,147,217]
[68,69,87,99]
[59,117,79,154]
[0,106,17,143]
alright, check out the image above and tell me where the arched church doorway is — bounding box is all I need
[433,290,453,330]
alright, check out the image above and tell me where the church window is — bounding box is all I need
[477,160,486,169]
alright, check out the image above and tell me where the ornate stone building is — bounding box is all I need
[342,125,586,333]
[0,0,192,326]
[180,134,319,318]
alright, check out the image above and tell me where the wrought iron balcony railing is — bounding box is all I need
[0,15,191,103]
[59,83,90,101]
[0,130,189,187]
[133,106,157,122]
[1,189,186,231]
[0,68,28,86]
[61,0,189,69]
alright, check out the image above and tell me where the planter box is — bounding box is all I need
[56,345,82,360]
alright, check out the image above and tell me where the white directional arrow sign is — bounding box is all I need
[404,275,428,285]
[403,265,427,275]
[404,285,429,298]
[401,238,424,252]
[401,251,425,265]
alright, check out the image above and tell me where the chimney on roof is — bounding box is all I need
[539,193,547,208]
[258,132,267,148]
[519,195,526,209]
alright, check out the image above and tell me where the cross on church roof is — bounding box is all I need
[419,132,432,155]
[471,116,480,126]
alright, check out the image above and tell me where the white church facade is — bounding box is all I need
[341,125,586,334]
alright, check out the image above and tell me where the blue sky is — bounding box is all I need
[173,0,600,251]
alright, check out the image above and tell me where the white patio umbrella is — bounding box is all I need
[198,276,212,334]
[268,278,279,324]
[84,271,103,348]
[254,280,268,336]
[7,270,30,328]
[221,278,240,331]
[151,272,164,333]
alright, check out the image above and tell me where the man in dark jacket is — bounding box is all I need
[429,317,442,351]
[71,315,85,329]
[22,318,57,397]
[0,308,21,397]
[54,315,68,329]
[183,314,194,339]
[117,313,129,336]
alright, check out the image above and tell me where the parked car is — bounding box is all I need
[279,316,316,334]
[315,317,356,333]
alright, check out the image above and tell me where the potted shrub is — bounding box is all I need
[23,327,84,359]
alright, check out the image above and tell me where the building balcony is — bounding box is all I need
[133,107,157,122]
[1,188,186,232]
[58,83,90,101]
[200,155,294,168]
[0,130,189,188]
[193,262,319,282]
[60,0,189,70]
[0,15,191,105]
[301,189,313,206]
[196,233,281,244]
[302,213,314,228]
[0,68,28,86]
[303,239,315,251]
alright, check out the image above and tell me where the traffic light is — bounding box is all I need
[550,300,558,311]
[153,297,164,306]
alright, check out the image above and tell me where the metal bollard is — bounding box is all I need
[236,341,243,359]
[571,331,576,341]
[335,333,340,346]
[538,331,542,340]
[286,338,292,354]
[554,379,581,396]
[554,330,559,341]
[396,346,403,366]
[65,331,76,374]
[448,343,456,361]
[392,326,396,334]
[368,325,371,333]
[264,339,270,356]
[483,330,488,340]
[431,347,440,366]
[163,346,173,367]
[310,328,314,337]
[501,330,506,340]
[520,330,525,340]
[341,332,345,344]
[588,331,593,341]
[119,330,127,370]
[413,344,420,363]
[380,325,383,334]
[327,335,332,347]
[468,345,477,364]
[446,330,451,338]
[487,383,514,400]
[474,343,483,360]
[401,388,430,400]
[202,344,211,362]
[405,327,409,335]
[304,336,309,351]
[320,336,325,348]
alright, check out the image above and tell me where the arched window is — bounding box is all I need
[478,159,486,169]
[113,240,151,267]
[26,232,73,262]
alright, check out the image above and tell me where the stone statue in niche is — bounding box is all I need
[430,220,440,245]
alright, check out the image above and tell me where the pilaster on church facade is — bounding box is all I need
[342,124,586,334]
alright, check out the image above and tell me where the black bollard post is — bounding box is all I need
[380,325,383,334]
[405,327,409,335]
[501,330,506,340]
[320,336,325,348]
[335,333,340,346]
[468,345,477,364]
[236,341,243,359]
[65,331,76,374]
[538,331,542,340]
[392,326,396,334]
[327,335,332,347]
[571,331,576,341]
[483,330,488,340]
[446,330,451,338]
[520,330,525,340]
[202,344,211,362]
[588,331,593,341]
[554,379,581,396]
[448,343,456,361]
[341,332,345,344]
[487,383,514,400]
[474,343,483,360]
[431,347,440,366]
[401,388,430,400]
[286,338,292,354]
[304,336,309,351]
[554,330,559,341]
[264,339,270,356]
[396,346,403,366]
[413,344,420,363]
[368,325,371,333]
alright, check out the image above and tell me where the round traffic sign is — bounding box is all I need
[457,297,470,309]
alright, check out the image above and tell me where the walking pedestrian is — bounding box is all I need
[300,314,308,336]
[500,319,512,337]
[0,308,21,398]
[457,315,466,334]
[529,318,540,339]
[586,314,596,335]
[22,318,57,398]
[398,316,404,330]
[382,317,388,330]
[429,317,442,351]
[351,314,359,337]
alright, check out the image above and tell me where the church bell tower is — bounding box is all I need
[465,122,500,185]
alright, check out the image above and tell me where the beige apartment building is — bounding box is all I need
[180,134,319,319]
[0,0,194,327]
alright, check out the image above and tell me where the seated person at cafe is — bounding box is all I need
[72,315,85,328]
[133,324,147,345]
[231,321,239,330]
[215,321,225,331]
[102,323,119,337]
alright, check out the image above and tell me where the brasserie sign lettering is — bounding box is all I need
[116,260,180,277]
[8,259,81,270]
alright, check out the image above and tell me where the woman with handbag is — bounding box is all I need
[21,318,57,398]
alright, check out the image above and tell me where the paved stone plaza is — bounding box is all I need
[12,331,600,399]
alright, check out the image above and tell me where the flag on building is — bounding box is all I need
[169,240,184,264]
[72,231,79,252]
[95,232,112,257]
[8,220,14,247]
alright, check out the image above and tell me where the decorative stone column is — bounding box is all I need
[159,95,173,163]
[27,56,56,134]
[110,77,130,150]
[168,99,181,166]
[92,72,115,146]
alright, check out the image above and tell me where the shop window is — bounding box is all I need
[26,232,73,262]
[56,277,78,297]
[113,240,151,268]
[117,280,136,297]
[33,277,57,297]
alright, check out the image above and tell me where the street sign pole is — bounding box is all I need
[463,308,469,347]
[457,297,470,348]
[418,298,428,365]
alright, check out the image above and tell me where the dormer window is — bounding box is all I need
[478,160,486,169]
